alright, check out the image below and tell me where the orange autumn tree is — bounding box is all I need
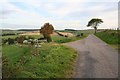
[40,23,54,42]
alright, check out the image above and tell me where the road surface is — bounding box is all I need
[65,34,118,78]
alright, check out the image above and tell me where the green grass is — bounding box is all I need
[52,30,93,44]
[3,45,31,64]
[52,35,87,44]
[95,30,120,50]
[2,43,77,78]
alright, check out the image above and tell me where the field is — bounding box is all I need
[52,30,93,43]
[2,30,89,44]
[95,30,120,50]
[2,29,89,78]
[52,35,86,43]
[58,29,94,35]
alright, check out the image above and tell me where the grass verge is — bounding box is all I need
[2,43,77,78]
[95,30,120,50]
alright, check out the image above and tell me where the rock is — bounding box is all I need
[23,40,28,44]
[35,44,41,48]
[28,42,31,44]
[28,39,33,42]
[33,39,38,43]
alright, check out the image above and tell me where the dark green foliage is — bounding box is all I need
[2,38,15,45]
[87,18,103,33]
[2,39,8,45]
[87,18,103,27]
[7,38,15,45]
[46,36,52,42]
[81,33,83,36]
[2,33,16,36]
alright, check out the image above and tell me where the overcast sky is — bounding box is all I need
[0,0,119,30]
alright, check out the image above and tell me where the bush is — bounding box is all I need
[2,39,8,45]
[2,33,16,36]
[8,38,15,45]
[17,36,26,44]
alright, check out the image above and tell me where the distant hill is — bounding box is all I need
[17,29,39,31]
[2,29,40,36]
[1,23,39,31]
[64,29,77,31]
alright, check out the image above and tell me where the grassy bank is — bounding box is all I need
[2,43,77,78]
[95,30,120,50]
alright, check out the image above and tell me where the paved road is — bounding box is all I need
[65,34,118,78]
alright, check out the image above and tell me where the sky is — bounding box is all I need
[0,0,119,30]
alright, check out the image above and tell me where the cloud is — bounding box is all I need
[0,10,15,14]
[1,0,119,30]
[0,1,48,22]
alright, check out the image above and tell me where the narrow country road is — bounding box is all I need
[65,34,118,78]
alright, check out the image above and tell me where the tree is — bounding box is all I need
[87,18,103,33]
[40,23,54,42]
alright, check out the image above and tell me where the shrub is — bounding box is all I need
[17,36,26,44]
[8,38,15,45]
[2,39,8,45]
